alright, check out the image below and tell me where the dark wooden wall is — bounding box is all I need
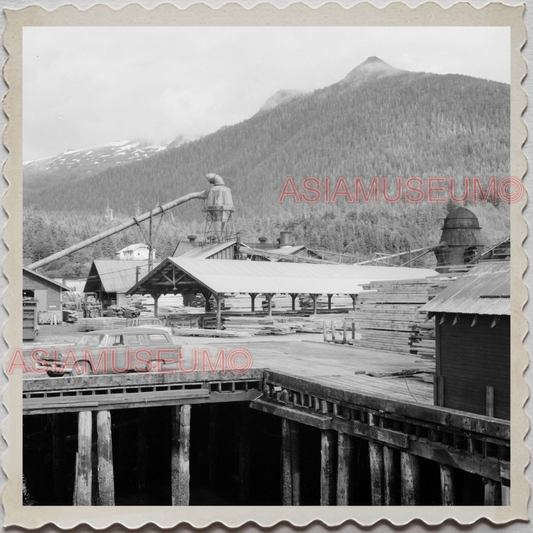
[436,314,510,420]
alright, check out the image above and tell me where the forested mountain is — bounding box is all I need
[23,57,510,277]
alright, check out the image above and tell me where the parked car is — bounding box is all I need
[34,327,182,377]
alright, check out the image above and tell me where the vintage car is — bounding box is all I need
[34,327,182,377]
[126,317,173,334]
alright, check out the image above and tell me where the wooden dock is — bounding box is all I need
[22,339,510,507]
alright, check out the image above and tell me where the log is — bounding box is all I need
[400,451,420,505]
[440,463,455,506]
[171,404,191,506]
[368,441,383,505]
[484,478,501,506]
[383,446,398,505]
[96,410,115,505]
[74,411,92,506]
[320,430,336,505]
[336,432,353,505]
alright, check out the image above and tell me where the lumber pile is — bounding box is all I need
[353,277,453,355]
[77,317,127,332]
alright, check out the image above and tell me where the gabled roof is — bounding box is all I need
[128,257,438,296]
[178,240,236,259]
[420,261,510,316]
[23,268,70,291]
[84,260,161,294]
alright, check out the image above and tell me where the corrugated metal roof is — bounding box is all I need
[85,260,161,294]
[165,258,438,295]
[23,268,70,291]
[178,241,236,259]
[420,261,510,315]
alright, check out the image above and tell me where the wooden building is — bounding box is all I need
[420,261,510,420]
[22,268,70,325]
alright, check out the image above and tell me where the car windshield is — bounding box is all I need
[76,334,106,347]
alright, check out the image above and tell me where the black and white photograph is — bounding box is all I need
[1,1,529,529]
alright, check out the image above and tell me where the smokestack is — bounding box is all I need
[279,231,293,248]
[258,237,267,244]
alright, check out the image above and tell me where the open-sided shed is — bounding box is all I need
[127,258,438,327]
[420,261,510,420]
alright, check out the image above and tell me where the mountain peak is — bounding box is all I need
[341,57,404,86]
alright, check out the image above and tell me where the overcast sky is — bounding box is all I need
[23,26,510,162]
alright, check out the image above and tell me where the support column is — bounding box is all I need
[501,484,511,505]
[400,452,420,505]
[265,293,274,316]
[484,479,501,505]
[350,294,356,311]
[327,294,333,311]
[208,404,218,487]
[171,404,191,506]
[281,418,301,505]
[215,294,222,330]
[74,411,92,506]
[97,410,115,506]
[383,446,398,505]
[368,441,384,505]
[238,405,251,504]
[290,293,298,311]
[152,294,160,318]
[136,408,149,494]
[320,430,336,505]
[310,294,319,315]
[336,433,353,505]
[52,414,65,502]
[249,293,257,313]
[440,464,455,506]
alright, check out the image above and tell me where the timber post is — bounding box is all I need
[368,414,384,505]
[249,293,257,313]
[320,429,336,505]
[484,478,501,506]
[336,432,353,505]
[383,446,398,505]
[440,464,455,506]
[281,418,301,505]
[327,294,333,311]
[96,410,115,505]
[151,294,160,318]
[400,451,421,505]
[208,404,218,487]
[215,294,222,330]
[52,414,65,502]
[290,293,298,311]
[74,411,92,506]
[265,293,274,316]
[171,404,191,506]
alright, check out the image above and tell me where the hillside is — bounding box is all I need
[23,57,510,221]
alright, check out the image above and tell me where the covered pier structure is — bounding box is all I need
[127,258,438,327]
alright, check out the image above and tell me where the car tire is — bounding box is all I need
[72,361,91,376]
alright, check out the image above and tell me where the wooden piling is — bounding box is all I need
[290,420,301,505]
[320,430,336,505]
[238,405,251,504]
[96,410,115,506]
[52,414,65,502]
[336,432,353,505]
[440,464,455,506]
[208,404,218,486]
[383,446,398,505]
[501,484,511,505]
[171,404,191,506]
[484,478,501,506]
[400,452,420,505]
[136,408,149,494]
[74,411,92,506]
[281,418,292,505]
[368,441,383,505]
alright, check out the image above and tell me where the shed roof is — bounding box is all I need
[117,243,149,253]
[84,260,161,294]
[23,268,70,291]
[419,261,510,316]
[178,240,236,259]
[127,258,438,296]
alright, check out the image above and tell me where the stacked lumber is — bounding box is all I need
[299,294,354,310]
[353,278,453,355]
[77,317,127,332]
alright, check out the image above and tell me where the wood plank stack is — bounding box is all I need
[77,317,127,332]
[353,278,453,355]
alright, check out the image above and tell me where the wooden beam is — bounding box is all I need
[400,452,420,505]
[238,405,251,504]
[171,404,191,505]
[368,441,384,505]
[281,418,292,505]
[440,464,455,506]
[290,293,298,311]
[290,420,301,505]
[336,432,353,505]
[96,410,115,505]
[74,411,92,506]
[320,429,336,505]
